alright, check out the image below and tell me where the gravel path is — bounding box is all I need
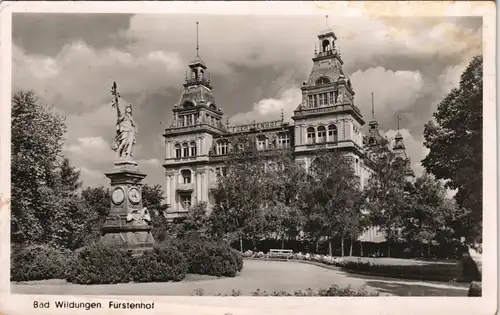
[11,260,468,296]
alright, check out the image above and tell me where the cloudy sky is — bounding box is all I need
[12,13,482,189]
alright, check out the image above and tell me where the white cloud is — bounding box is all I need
[438,61,469,97]
[229,88,302,125]
[79,167,107,188]
[351,67,424,118]
[13,40,185,114]
[63,136,115,166]
[122,15,481,78]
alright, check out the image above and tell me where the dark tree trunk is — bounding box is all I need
[428,243,431,257]
[420,241,424,257]
[281,235,285,250]
[349,235,354,256]
[341,234,345,257]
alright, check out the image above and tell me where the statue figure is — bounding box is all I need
[110,82,137,160]
[126,207,151,226]
[337,91,344,104]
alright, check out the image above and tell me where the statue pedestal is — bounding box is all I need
[100,160,155,255]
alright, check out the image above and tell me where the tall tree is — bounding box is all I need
[76,186,110,248]
[402,173,449,256]
[11,90,67,245]
[364,148,411,257]
[50,158,89,249]
[422,56,483,243]
[210,134,272,251]
[141,184,169,242]
[177,202,211,239]
[301,151,362,256]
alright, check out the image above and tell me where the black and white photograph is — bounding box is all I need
[0,1,496,315]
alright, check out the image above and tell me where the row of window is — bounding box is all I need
[306,125,338,144]
[214,133,291,155]
[307,91,339,107]
[174,142,197,158]
[177,113,218,127]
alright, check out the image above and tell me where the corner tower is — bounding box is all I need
[163,22,226,222]
[292,26,365,176]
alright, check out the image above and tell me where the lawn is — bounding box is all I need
[11,260,468,296]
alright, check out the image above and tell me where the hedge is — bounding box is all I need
[11,245,69,282]
[341,260,464,282]
[66,243,189,284]
[193,285,379,296]
[13,238,243,284]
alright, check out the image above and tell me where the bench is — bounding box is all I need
[267,249,293,260]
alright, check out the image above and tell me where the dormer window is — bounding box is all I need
[315,77,330,85]
[257,135,267,150]
[278,133,290,148]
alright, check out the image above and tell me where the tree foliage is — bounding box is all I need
[422,55,483,242]
[300,151,363,255]
[11,90,90,249]
[364,148,411,257]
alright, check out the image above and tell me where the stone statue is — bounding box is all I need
[337,91,344,104]
[126,207,151,226]
[110,82,137,160]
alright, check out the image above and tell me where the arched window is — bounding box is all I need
[328,125,338,142]
[182,143,189,157]
[190,141,197,156]
[181,169,192,184]
[322,39,330,52]
[217,140,228,155]
[307,127,316,144]
[175,143,181,159]
[317,126,327,143]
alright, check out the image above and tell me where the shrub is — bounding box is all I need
[129,245,188,282]
[177,238,243,277]
[11,245,69,282]
[467,281,482,297]
[66,243,132,284]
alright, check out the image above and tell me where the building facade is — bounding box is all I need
[163,28,413,223]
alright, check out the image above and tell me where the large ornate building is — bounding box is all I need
[163,27,414,223]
